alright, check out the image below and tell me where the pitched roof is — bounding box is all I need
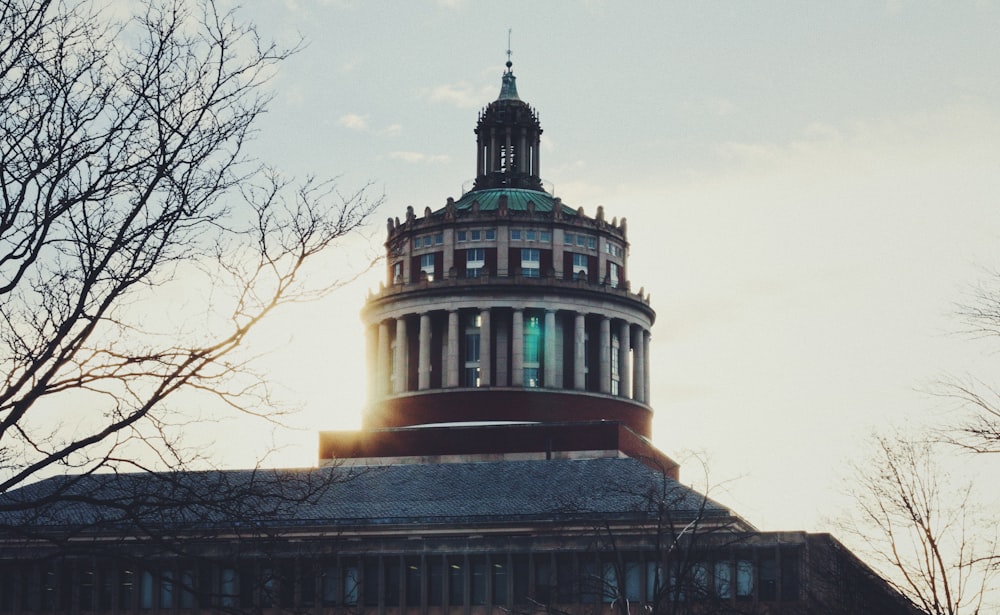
[0,458,738,534]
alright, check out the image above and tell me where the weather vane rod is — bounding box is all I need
[506,28,513,69]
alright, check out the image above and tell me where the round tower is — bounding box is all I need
[360,63,656,437]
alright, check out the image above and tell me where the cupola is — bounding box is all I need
[472,60,544,192]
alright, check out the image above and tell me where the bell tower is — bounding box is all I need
[472,60,543,192]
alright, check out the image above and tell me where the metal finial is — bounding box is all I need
[505,28,513,70]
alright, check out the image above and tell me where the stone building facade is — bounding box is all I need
[0,61,924,615]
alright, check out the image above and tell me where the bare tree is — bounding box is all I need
[939,270,1000,454]
[0,0,379,505]
[841,434,998,615]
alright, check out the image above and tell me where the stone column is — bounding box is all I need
[479,308,491,387]
[394,317,408,393]
[643,329,652,404]
[377,320,391,397]
[418,312,432,390]
[599,317,611,394]
[511,308,524,387]
[632,326,645,403]
[446,310,459,388]
[618,320,631,399]
[574,312,586,390]
[543,309,556,388]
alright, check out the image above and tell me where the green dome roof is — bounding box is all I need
[447,188,577,216]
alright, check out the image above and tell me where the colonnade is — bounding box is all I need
[366,307,652,405]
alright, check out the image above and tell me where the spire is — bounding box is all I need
[498,29,520,101]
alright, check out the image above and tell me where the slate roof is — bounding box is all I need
[0,458,736,534]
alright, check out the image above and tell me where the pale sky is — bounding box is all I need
[215,1,1000,534]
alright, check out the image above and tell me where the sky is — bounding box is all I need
[208,1,1000,534]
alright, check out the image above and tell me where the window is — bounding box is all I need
[588,236,597,250]
[714,562,732,599]
[343,564,359,606]
[119,568,136,609]
[534,557,552,604]
[492,560,508,605]
[564,232,574,245]
[466,248,485,278]
[219,568,237,608]
[392,261,402,283]
[521,248,540,278]
[645,562,662,603]
[540,230,551,242]
[601,562,615,603]
[759,555,777,601]
[159,570,174,609]
[523,315,541,387]
[510,229,522,240]
[736,560,753,599]
[780,549,800,600]
[576,235,586,247]
[572,253,588,277]
[465,315,481,387]
[420,253,435,281]
[385,560,401,607]
[363,560,379,606]
[526,229,536,241]
[471,559,487,605]
[606,242,623,257]
[457,230,467,242]
[485,228,497,240]
[691,563,709,600]
[139,571,154,610]
[429,560,444,606]
[434,233,443,245]
[609,262,620,287]
[448,560,465,605]
[180,570,195,609]
[556,555,575,603]
[611,334,620,395]
[471,229,481,241]
[406,560,422,607]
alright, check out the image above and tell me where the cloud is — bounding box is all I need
[389,151,450,164]
[378,124,402,136]
[437,0,465,7]
[337,113,370,131]
[425,82,492,109]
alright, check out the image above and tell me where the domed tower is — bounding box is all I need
[321,61,670,472]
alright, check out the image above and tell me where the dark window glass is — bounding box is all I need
[406,560,422,607]
[556,555,575,602]
[429,559,444,606]
[781,549,800,601]
[492,559,508,605]
[119,567,135,610]
[80,568,95,611]
[385,559,401,606]
[471,559,487,605]
[363,560,380,606]
[238,565,254,608]
[581,559,599,604]
[179,569,196,609]
[448,558,465,605]
[759,554,777,601]
[321,564,338,606]
[512,556,529,605]
[534,556,552,604]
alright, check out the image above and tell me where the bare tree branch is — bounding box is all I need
[0,0,381,510]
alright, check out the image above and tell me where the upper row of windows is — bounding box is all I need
[413,230,617,255]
